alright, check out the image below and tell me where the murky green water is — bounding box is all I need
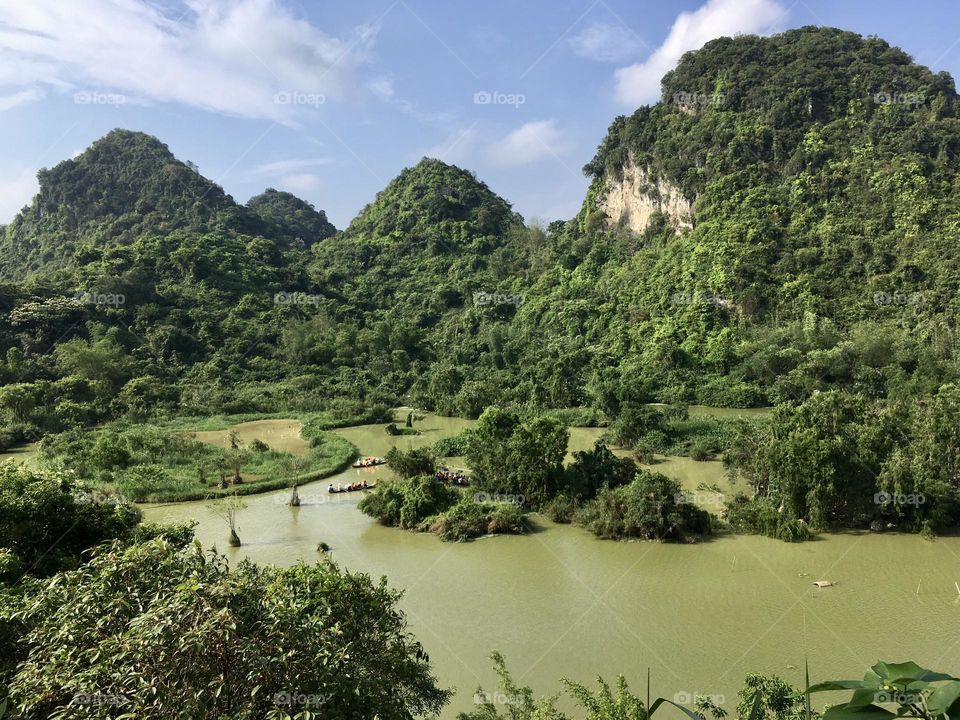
[138,413,960,717]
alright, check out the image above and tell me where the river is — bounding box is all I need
[130,413,960,717]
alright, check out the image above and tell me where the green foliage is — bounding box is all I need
[40,419,356,502]
[0,462,141,582]
[808,661,960,720]
[574,470,712,541]
[724,496,813,542]
[358,475,460,530]
[386,446,437,479]
[246,188,336,248]
[466,407,568,506]
[724,387,960,535]
[565,441,637,499]
[426,498,527,541]
[5,541,451,719]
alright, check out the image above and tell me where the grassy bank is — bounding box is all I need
[39,418,357,504]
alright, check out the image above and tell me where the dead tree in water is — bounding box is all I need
[208,494,246,547]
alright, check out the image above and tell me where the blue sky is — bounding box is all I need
[1,0,960,229]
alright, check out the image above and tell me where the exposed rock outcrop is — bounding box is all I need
[598,161,693,234]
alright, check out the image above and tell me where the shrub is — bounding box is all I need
[542,494,577,523]
[724,495,813,542]
[574,470,712,541]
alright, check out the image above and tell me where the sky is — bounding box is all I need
[1,0,960,229]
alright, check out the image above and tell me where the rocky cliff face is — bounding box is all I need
[598,160,693,234]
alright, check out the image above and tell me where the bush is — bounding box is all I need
[542,494,578,523]
[724,495,813,542]
[427,498,526,541]
[432,429,474,457]
[574,470,712,541]
[385,447,436,480]
[358,476,458,529]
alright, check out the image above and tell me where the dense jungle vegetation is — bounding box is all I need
[3,24,960,718]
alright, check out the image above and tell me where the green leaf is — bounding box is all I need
[649,697,709,720]
[822,704,896,720]
[808,681,873,693]
[928,681,960,715]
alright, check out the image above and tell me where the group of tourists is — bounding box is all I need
[435,467,470,486]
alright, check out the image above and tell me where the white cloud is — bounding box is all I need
[249,158,333,177]
[277,172,321,194]
[569,22,644,63]
[368,77,395,101]
[422,126,481,166]
[0,88,45,112]
[614,0,787,106]
[487,120,571,167]
[0,168,40,223]
[0,0,377,122]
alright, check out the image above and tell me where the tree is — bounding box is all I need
[207,494,246,547]
[5,541,451,719]
[0,463,140,582]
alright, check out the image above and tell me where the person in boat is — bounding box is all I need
[328,483,333,492]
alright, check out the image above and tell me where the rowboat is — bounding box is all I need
[328,483,376,494]
[352,456,386,468]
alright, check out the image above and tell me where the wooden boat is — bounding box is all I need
[328,482,377,494]
[351,456,386,468]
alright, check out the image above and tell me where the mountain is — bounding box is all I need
[247,189,336,249]
[0,130,333,278]
[3,26,960,439]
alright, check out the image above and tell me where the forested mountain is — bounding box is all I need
[2,26,960,461]
[247,188,336,248]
